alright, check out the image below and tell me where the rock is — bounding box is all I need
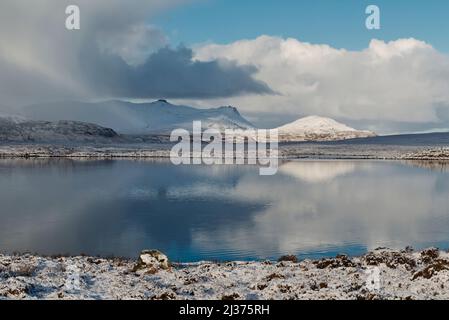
[420,248,440,264]
[278,255,298,263]
[221,293,240,300]
[403,246,414,253]
[363,249,416,271]
[315,254,355,269]
[133,250,170,273]
[412,259,449,280]
[265,273,285,281]
[151,292,176,300]
[319,282,328,289]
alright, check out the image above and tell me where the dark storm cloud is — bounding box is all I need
[81,45,272,99]
[0,0,271,109]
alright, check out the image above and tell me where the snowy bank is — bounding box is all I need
[1,248,449,300]
[1,144,449,160]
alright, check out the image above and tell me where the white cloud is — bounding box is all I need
[193,36,449,130]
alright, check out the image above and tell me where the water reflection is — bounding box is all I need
[0,159,448,261]
[278,161,357,183]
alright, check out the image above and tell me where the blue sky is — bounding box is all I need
[155,0,449,52]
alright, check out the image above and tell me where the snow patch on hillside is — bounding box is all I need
[276,116,376,141]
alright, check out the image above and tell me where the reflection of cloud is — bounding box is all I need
[128,187,158,200]
[167,184,231,199]
[192,161,449,258]
[2,159,449,261]
[279,161,356,183]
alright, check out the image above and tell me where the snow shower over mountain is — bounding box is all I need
[20,100,255,134]
[275,116,376,141]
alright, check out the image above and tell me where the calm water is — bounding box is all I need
[0,159,449,262]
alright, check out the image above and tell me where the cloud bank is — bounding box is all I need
[81,45,271,99]
[0,0,270,107]
[194,36,449,132]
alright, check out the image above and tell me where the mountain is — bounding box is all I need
[275,116,376,142]
[19,100,255,134]
[14,101,378,142]
[0,116,118,143]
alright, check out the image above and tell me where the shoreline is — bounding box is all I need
[1,144,449,160]
[1,248,449,300]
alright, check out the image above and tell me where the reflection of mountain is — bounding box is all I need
[279,161,356,183]
[402,160,449,172]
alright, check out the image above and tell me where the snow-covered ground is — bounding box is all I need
[1,143,448,160]
[1,248,449,300]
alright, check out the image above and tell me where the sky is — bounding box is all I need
[1,0,449,133]
[155,0,449,53]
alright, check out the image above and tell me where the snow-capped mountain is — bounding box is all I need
[13,101,376,142]
[276,116,376,142]
[0,116,118,143]
[19,100,255,134]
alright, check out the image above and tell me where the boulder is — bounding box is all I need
[133,250,170,273]
[278,255,298,263]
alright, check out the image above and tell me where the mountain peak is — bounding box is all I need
[218,105,240,114]
[276,115,376,142]
[279,115,356,132]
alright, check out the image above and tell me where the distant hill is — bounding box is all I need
[325,131,449,146]
[0,116,118,143]
[275,116,376,142]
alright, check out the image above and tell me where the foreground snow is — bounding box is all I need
[1,248,449,300]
